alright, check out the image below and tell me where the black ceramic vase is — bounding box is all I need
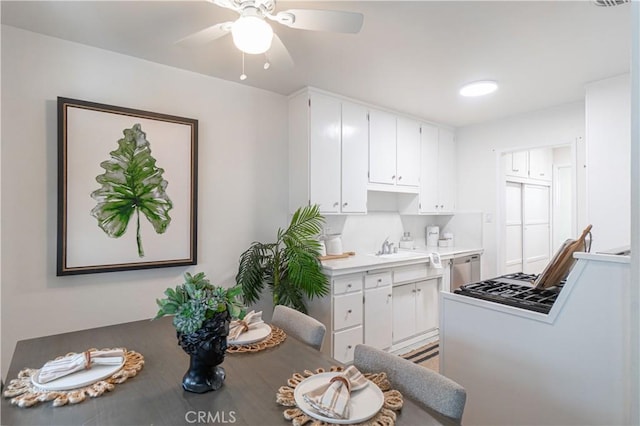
[177,311,230,393]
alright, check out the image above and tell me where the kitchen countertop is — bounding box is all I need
[321,246,483,275]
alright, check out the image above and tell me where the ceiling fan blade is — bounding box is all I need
[265,33,294,69]
[175,22,233,46]
[208,0,240,12]
[274,9,363,33]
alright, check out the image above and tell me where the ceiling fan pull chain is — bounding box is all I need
[240,52,247,80]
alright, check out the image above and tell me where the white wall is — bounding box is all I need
[0,26,289,378]
[456,102,585,278]
[585,74,631,252]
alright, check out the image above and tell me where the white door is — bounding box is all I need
[523,184,551,274]
[392,283,415,343]
[309,93,341,213]
[505,181,524,274]
[341,102,368,213]
[437,128,456,212]
[415,279,439,334]
[553,164,573,252]
[368,110,396,185]
[396,117,421,187]
[419,123,439,213]
[364,286,393,350]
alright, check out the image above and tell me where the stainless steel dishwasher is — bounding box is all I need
[451,254,481,292]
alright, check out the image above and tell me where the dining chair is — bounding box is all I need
[353,344,467,423]
[271,305,326,351]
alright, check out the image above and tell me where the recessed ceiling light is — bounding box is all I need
[459,80,498,97]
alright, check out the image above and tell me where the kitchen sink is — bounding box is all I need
[368,251,425,260]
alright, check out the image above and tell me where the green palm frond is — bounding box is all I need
[235,204,329,313]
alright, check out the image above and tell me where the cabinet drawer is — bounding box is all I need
[364,271,392,289]
[333,326,363,363]
[393,264,428,284]
[333,292,363,330]
[333,275,363,295]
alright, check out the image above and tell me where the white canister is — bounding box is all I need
[318,240,327,257]
[325,234,343,255]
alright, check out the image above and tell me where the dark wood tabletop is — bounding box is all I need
[1,316,453,425]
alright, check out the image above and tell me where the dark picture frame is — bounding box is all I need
[57,97,198,275]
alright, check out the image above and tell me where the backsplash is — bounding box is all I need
[322,211,483,255]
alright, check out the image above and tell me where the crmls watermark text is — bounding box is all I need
[185,410,237,424]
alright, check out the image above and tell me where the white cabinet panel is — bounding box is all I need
[524,184,550,224]
[418,124,456,213]
[415,279,439,334]
[396,117,421,187]
[364,286,393,350]
[528,147,553,181]
[341,102,369,213]
[333,326,363,363]
[393,264,428,284]
[392,284,415,342]
[309,93,341,213]
[369,110,397,185]
[364,271,392,289]
[334,274,363,294]
[504,151,529,179]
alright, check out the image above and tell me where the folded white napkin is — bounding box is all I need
[228,310,264,341]
[302,365,366,419]
[429,252,443,269]
[37,349,125,384]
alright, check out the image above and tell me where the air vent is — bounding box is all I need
[592,0,630,6]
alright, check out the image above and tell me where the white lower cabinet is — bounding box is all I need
[392,278,440,344]
[364,271,393,350]
[310,262,441,361]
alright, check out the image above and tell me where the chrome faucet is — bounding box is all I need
[378,237,392,255]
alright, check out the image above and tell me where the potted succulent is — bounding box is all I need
[236,204,329,313]
[155,272,245,393]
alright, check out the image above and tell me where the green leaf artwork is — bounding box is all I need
[90,123,173,257]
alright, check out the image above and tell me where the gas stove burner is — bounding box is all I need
[454,273,563,314]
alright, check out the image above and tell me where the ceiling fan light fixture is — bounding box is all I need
[232,15,274,54]
[459,80,498,97]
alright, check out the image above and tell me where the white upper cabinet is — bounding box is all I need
[528,147,553,181]
[368,109,397,185]
[309,93,342,213]
[369,111,420,190]
[289,89,368,214]
[340,102,369,213]
[504,150,529,179]
[396,118,421,187]
[417,124,456,214]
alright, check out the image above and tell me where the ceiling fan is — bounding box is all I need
[178,0,364,69]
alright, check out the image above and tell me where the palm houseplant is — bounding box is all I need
[155,272,245,393]
[236,204,329,314]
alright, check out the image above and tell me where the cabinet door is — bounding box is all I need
[396,118,421,187]
[415,279,440,334]
[419,123,439,213]
[333,292,363,330]
[528,147,552,181]
[309,93,341,213]
[364,286,393,350]
[392,284,416,343]
[504,151,529,179]
[437,128,456,212]
[368,110,397,185]
[341,102,368,213]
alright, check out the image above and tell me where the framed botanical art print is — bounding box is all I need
[57,97,198,275]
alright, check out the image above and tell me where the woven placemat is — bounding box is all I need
[3,348,144,408]
[227,325,287,353]
[276,366,404,426]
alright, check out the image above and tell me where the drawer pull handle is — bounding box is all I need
[347,309,352,314]
[347,345,352,349]
[377,278,382,283]
[347,284,352,288]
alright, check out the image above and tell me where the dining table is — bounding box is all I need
[1,316,455,425]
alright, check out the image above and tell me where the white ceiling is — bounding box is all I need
[1,0,632,127]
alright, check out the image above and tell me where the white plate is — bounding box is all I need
[227,323,272,345]
[294,372,383,425]
[31,358,125,391]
